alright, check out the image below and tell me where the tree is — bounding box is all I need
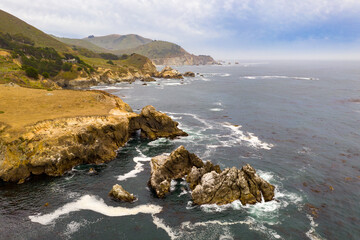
[42,72,49,78]
[25,67,39,79]
[62,62,72,71]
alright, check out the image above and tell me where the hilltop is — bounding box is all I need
[56,34,216,66]
[0,10,70,52]
[52,36,111,53]
[83,34,152,51]
[0,10,158,89]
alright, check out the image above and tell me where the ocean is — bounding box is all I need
[1,60,359,239]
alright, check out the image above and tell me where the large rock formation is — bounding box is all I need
[149,146,212,197]
[129,106,187,140]
[149,146,275,205]
[0,87,187,183]
[191,164,275,205]
[155,66,183,79]
[109,184,136,202]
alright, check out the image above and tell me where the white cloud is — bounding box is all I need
[0,0,359,58]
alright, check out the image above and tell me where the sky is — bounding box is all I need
[1,0,360,60]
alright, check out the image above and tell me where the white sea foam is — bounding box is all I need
[148,138,172,146]
[63,219,97,238]
[153,215,282,240]
[306,214,324,240]
[222,123,274,150]
[117,147,150,181]
[165,111,214,129]
[152,215,180,239]
[208,73,231,77]
[240,76,319,81]
[210,108,223,111]
[29,195,162,225]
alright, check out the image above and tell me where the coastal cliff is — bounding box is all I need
[152,54,216,66]
[0,85,186,183]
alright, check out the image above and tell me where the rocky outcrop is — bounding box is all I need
[0,104,186,183]
[183,71,195,77]
[155,66,183,79]
[191,164,275,205]
[149,146,275,205]
[129,106,187,140]
[149,146,208,197]
[109,184,136,202]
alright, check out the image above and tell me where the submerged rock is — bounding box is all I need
[109,184,136,202]
[155,66,183,79]
[183,71,195,77]
[149,146,275,205]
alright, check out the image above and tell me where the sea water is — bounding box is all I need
[1,60,359,239]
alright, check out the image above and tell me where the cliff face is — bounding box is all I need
[0,86,186,183]
[152,53,216,66]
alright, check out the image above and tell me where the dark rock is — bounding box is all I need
[155,66,183,79]
[183,71,195,77]
[149,146,204,198]
[149,146,275,206]
[129,105,188,140]
[109,184,136,202]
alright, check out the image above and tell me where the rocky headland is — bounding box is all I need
[0,85,186,183]
[149,146,275,205]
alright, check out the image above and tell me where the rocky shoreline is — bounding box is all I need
[57,66,195,89]
[0,86,186,183]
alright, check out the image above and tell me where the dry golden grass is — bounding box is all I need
[0,85,123,136]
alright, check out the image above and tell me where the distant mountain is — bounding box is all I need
[52,36,110,53]
[64,34,216,66]
[83,34,153,51]
[118,40,216,65]
[0,10,158,89]
[0,9,70,52]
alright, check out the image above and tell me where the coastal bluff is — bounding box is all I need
[0,85,186,183]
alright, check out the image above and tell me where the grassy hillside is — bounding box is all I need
[83,34,152,51]
[54,36,111,53]
[0,10,70,52]
[118,40,187,59]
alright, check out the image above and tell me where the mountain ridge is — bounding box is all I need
[59,34,216,65]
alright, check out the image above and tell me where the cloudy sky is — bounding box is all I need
[1,0,359,59]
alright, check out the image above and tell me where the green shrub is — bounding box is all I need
[107,60,114,65]
[25,67,38,79]
[0,111,4,114]
[77,67,82,71]
[42,72,49,78]
[99,53,119,60]
[119,54,129,60]
[62,62,72,71]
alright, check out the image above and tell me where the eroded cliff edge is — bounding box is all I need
[0,85,186,183]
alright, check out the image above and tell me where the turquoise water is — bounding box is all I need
[1,61,359,239]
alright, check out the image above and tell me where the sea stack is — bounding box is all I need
[149,146,275,205]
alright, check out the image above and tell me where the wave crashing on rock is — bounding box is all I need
[149,146,275,205]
